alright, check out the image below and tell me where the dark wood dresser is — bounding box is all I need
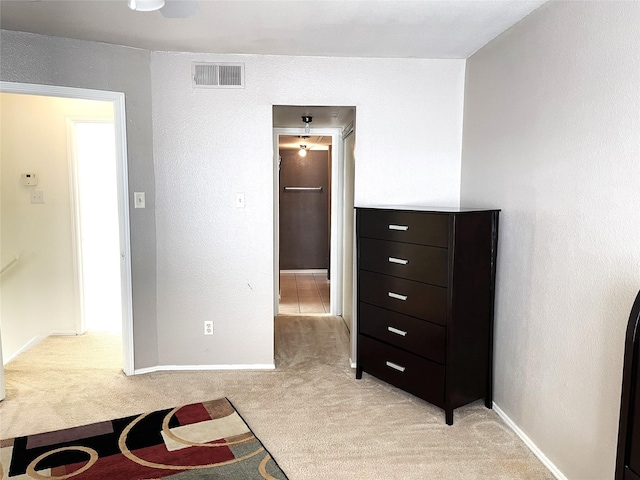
[616,289,640,480]
[355,206,499,425]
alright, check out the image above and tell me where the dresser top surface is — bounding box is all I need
[356,206,500,213]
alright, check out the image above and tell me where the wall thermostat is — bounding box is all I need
[21,173,38,186]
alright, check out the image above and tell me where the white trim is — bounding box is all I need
[49,331,79,336]
[66,117,86,335]
[113,93,135,377]
[273,127,343,316]
[3,337,44,365]
[280,269,328,275]
[343,122,354,139]
[493,402,568,480]
[349,359,356,369]
[342,127,358,361]
[0,81,135,376]
[331,130,345,315]
[134,364,276,375]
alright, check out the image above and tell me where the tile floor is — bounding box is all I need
[279,271,330,314]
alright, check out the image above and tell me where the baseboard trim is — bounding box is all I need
[280,269,327,274]
[493,402,568,480]
[4,336,44,364]
[133,363,276,375]
[50,331,78,336]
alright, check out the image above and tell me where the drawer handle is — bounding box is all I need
[388,257,408,265]
[388,224,409,231]
[388,292,408,301]
[387,326,407,337]
[386,361,406,373]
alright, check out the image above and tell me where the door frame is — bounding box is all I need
[273,127,344,315]
[0,81,134,375]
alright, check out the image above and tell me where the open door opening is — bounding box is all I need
[272,105,357,368]
[0,82,134,390]
[278,134,332,315]
[272,105,356,325]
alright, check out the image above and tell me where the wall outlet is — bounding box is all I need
[204,320,213,335]
[235,193,245,208]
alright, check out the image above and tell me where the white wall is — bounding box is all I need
[150,53,465,366]
[0,94,113,360]
[0,30,159,369]
[461,2,640,478]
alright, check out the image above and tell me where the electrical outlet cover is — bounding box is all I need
[30,190,44,204]
[204,321,213,335]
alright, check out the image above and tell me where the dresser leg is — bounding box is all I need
[356,366,363,379]
[445,409,453,426]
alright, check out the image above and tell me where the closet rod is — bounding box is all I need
[283,186,323,191]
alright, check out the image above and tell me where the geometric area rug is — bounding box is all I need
[0,398,288,479]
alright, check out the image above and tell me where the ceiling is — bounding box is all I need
[0,1,545,131]
[0,0,546,59]
[273,105,355,130]
[273,105,355,144]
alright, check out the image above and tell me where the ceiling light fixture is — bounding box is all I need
[302,116,313,134]
[128,0,165,12]
[298,145,307,157]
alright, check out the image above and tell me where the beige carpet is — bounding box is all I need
[0,316,554,479]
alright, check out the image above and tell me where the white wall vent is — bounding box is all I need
[192,62,244,89]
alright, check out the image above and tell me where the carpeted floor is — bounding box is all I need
[0,316,555,479]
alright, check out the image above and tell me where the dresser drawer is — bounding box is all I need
[358,209,449,247]
[359,303,445,364]
[359,271,447,326]
[359,238,448,287]
[358,335,444,406]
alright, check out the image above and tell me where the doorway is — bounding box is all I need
[273,127,342,316]
[272,105,356,319]
[0,82,133,382]
[278,135,331,314]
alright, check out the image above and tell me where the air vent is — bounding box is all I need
[192,62,244,89]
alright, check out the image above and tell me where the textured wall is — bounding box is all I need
[150,53,465,366]
[461,2,640,478]
[0,94,112,359]
[0,30,159,369]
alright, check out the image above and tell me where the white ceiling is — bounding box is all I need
[0,0,546,59]
[273,105,356,130]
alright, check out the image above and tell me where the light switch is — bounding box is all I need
[134,192,146,209]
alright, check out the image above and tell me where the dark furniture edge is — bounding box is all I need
[616,289,640,480]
